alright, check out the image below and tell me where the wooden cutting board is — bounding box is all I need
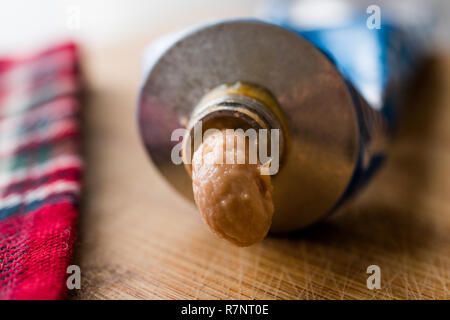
[70,36,450,300]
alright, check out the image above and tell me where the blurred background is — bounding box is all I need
[1,0,259,53]
[2,0,450,54]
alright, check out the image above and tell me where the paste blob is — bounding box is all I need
[192,130,274,246]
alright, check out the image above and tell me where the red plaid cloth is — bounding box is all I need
[0,43,81,299]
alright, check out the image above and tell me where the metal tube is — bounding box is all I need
[137,12,426,232]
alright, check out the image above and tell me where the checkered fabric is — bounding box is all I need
[0,42,81,299]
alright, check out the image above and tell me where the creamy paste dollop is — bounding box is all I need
[192,129,274,246]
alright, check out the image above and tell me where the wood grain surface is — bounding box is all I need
[70,36,450,300]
